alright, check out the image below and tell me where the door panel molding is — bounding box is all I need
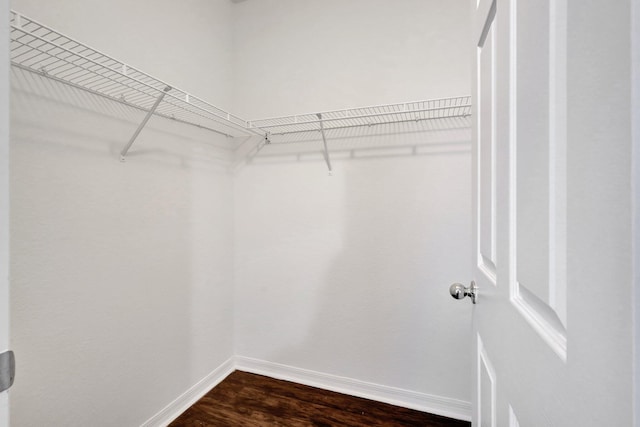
[477,3,498,285]
[477,335,496,427]
[508,406,520,427]
[547,0,567,327]
[508,0,567,362]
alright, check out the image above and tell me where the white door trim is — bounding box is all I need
[632,0,640,424]
[0,0,11,423]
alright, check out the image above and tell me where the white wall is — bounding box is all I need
[0,0,10,424]
[632,0,640,424]
[232,0,473,410]
[232,0,471,118]
[9,0,473,424]
[9,1,235,426]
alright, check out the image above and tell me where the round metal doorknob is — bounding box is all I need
[449,283,467,299]
[449,281,478,304]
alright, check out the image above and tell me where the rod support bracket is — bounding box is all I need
[119,86,172,161]
[316,113,332,172]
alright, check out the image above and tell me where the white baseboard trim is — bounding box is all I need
[141,357,235,427]
[234,356,471,422]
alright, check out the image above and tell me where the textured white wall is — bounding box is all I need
[634,0,640,421]
[9,0,473,424]
[231,0,471,118]
[233,0,473,405]
[0,0,10,424]
[9,1,235,426]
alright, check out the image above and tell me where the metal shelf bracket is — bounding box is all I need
[120,86,172,161]
[317,113,332,172]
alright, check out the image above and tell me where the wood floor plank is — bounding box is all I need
[169,371,470,427]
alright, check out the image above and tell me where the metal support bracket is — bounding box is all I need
[316,113,332,172]
[0,351,15,392]
[120,86,172,161]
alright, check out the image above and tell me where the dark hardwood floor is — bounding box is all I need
[169,371,470,427]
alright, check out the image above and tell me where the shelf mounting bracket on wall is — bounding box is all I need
[120,86,172,161]
[316,113,332,172]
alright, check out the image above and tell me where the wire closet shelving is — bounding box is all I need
[248,97,471,136]
[9,10,472,168]
[8,10,264,160]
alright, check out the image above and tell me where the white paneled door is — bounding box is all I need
[471,0,634,426]
[1,0,10,424]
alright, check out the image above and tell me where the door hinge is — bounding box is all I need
[0,351,15,392]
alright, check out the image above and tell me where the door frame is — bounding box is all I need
[633,0,640,424]
[1,0,11,423]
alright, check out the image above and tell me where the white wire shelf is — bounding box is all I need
[9,10,262,139]
[247,96,472,137]
[8,10,471,167]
